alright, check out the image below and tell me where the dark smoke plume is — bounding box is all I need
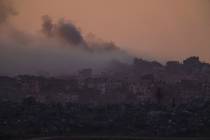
[0,0,16,24]
[41,15,123,52]
[42,15,85,46]
[0,0,133,76]
[57,20,85,45]
[0,13,132,76]
[42,15,54,37]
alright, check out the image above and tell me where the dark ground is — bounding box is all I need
[26,136,210,140]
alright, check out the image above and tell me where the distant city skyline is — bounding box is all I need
[1,0,210,75]
[1,1,210,137]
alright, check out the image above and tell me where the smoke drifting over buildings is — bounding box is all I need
[1,0,209,75]
[0,1,132,76]
[1,1,210,137]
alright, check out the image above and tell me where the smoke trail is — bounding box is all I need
[0,11,132,76]
[42,15,85,46]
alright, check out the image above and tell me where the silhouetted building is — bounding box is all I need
[183,56,200,66]
[78,68,92,79]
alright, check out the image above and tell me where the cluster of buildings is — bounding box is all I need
[0,56,210,105]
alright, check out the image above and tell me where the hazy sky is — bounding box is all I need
[8,0,210,62]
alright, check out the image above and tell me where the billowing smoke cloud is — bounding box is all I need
[41,15,122,52]
[42,15,85,46]
[0,0,16,24]
[0,3,132,76]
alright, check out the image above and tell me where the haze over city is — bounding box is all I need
[10,0,210,61]
[1,0,210,138]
